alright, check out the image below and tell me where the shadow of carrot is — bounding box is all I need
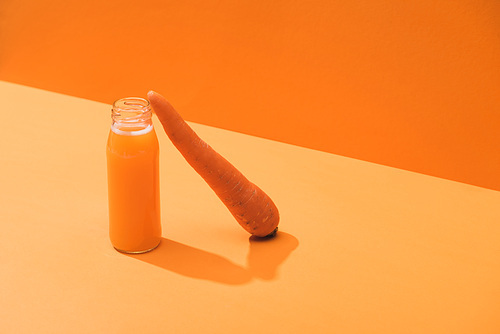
[126,231,299,285]
[247,232,299,280]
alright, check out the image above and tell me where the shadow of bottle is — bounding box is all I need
[126,231,299,285]
[126,238,253,285]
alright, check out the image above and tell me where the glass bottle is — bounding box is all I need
[106,97,161,253]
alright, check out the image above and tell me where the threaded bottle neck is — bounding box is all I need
[111,97,153,135]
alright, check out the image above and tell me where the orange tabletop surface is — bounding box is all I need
[1,81,500,333]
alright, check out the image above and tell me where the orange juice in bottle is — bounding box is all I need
[106,97,161,253]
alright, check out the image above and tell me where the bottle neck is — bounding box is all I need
[111,97,152,135]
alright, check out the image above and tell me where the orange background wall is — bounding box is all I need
[1,0,499,190]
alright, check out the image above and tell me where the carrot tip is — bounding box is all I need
[147,90,157,100]
[257,227,278,239]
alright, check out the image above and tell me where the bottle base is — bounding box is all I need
[113,240,161,254]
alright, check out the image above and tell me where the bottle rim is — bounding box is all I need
[112,97,151,115]
[111,97,153,135]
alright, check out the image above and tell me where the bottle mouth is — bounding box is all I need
[112,97,151,119]
[111,97,153,135]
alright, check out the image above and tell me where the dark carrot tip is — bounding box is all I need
[253,227,278,240]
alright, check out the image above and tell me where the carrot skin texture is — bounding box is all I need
[148,91,279,237]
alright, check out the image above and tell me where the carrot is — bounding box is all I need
[147,91,279,237]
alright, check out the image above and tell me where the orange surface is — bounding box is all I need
[1,1,499,191]
[106,126,161,252]
[2,81,500,333]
